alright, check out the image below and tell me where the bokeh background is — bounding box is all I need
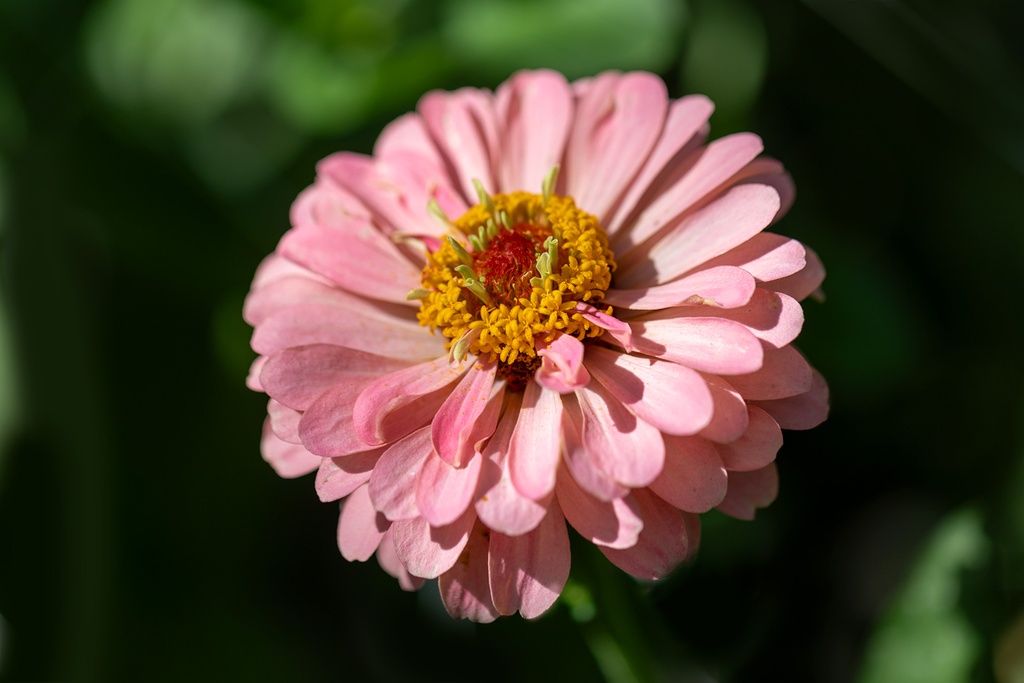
[2,0,1023,681]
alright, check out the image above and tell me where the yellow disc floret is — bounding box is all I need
[416,190,616,377]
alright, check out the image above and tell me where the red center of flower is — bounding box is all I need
[473,225,547,305]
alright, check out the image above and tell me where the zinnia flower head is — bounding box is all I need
[245,69,828,622]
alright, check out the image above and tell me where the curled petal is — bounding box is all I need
[575,382,665,488]
[556,467,643,549]
[260,419,321,478]
[574,302,635,352]
[561,396,629,501]
[432,361,498,466]
[535,333,591,393]
[599,488,693,580]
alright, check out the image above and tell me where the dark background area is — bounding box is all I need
[1,0,1023,681]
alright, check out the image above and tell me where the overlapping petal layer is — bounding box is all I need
[246,69,828,621]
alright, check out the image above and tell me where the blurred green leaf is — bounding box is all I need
[858,508,988,683]
[442,0,686,79]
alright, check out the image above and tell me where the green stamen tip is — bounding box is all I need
[544,235,559,269]
[446,235,474,266]
[468,233,484,253]
[499,210,512,230]
[542,165,560,207]
[428,198,453,228]
[455,265,493,305]
[473,178,496,217]
[449,328,480,364]
[406,288,431,300]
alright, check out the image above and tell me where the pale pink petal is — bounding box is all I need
[247,253,331,305]
[432,362,497,466]
[535,333,591,393]
[729,157,795,222]
[376,527,424,591]
[599,488,692,580]
[575,382,665,488]
[649,435,727,513]
[416,450,484,527]
[488,501,570,619]
[616,183,781,288]
[315,448,385,502]
[698,232,807,283]
[574,302,635,351]
[419,88,499,202]
[561,395,629,501]
[367,426,432,521]
[716,464,779,521]
[260,419,321,478]
[604,265,756,310]
[246,356,267,391]
[290,174,372,230]
[267,399,302,443]
[508,381,563,501]
[555,465,643,549]
[391,506,476,579]
[438,522,499,622]
[373,112,443,168]
[727,345,812,401]
[564,72,668,220]
[495,70,573,192]
[584,345,713,436]
[605,95,715,234]
[261,344,408,410]
[770,245,826,302]
[625,316,764,375]
[755,368,829,430]
[352,357,467,446]
[715,406,782,472]
[299,381,385,457]
[682,512,702,560]
[278,219,422,305]
[669,288,805,349]
[697,374,750,444]
[613,132,765,254]
[337,484,389,562]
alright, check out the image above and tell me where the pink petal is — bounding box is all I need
[604,265,757,310]
[771,245,826,302]
[495,70,573,192]
[252,300,441,361]
[432,362,497,466]
[626,316,764,375]
[267,399,302,443]
[616,183,781,289]
[416,450,484,526]
[575,382,665,488]
[438,522,499,622]
[289,175,371,230]
[246,356,267,391]
[754,368,829,430]
[367,426,432,521]
[669,288,805,349]
[508,381,563,501]
[727,345,812,401]
[299,381,384,457]
[535,333,591,393]
[699,232,807,283]
[715,406,782,472]
[716,464,779,521]
[261,344,409,411]
[564,72,668,220]
[605,94,715,235]
[614,132,765,255]
[315,448,385,502]
[560,395,629,501]
[555,465,643,549]
[373,112,443,168]
[478,393,554,535]
[336,484,389,562]
[730,157,795,222]
[419,88,499,203]
[584,345,713,436]
[353,357,467,446]
[574,303,635,352]
[278,219,421,305]
[260,419,321,478]
[391,506,476,579]
[488,501,571,619]
[649,435,727,513]
[697,374,750,444]
[599,488,692,580]
[376,527,424,591]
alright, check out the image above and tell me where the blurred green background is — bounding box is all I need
[2,0,1023,681]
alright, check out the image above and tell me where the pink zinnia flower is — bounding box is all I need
[245,70,828,622]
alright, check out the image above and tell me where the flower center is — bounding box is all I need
[415,186,616,388]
